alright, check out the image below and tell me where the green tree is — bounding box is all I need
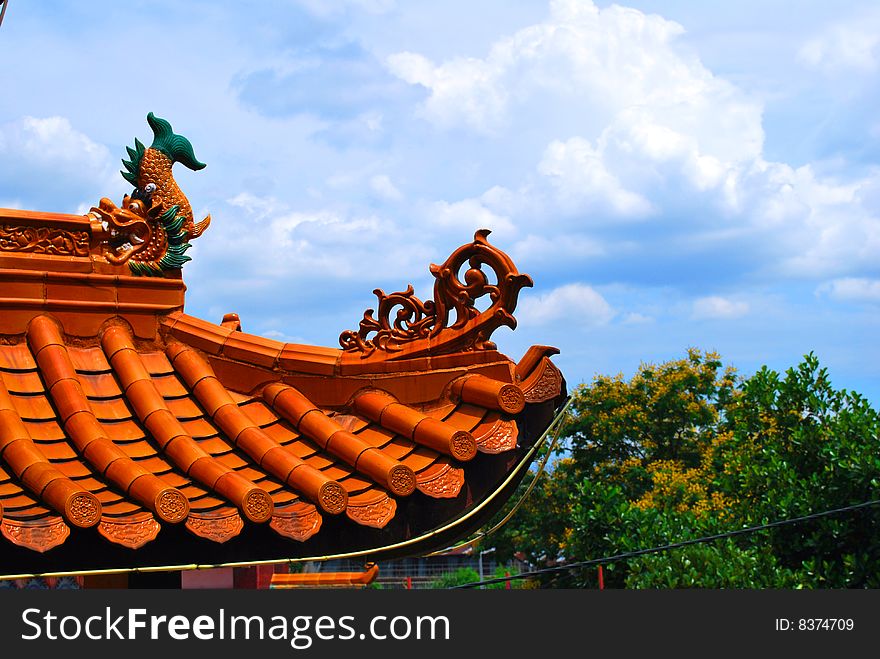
[715,355,880,586]
[491,351,880,588]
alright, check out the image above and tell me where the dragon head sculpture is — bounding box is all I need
[91,113,211,276]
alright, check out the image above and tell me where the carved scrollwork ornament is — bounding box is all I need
[0,225,89,257]
[341,230,533,358]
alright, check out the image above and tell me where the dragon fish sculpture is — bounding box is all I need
[90,113,210,276]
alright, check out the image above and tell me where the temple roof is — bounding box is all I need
[0,116,565,577]
[0,220,565,578]
[0,308,558,544]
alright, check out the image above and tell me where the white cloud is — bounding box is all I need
[799,15,880,72]
[601,110,731,194]
[692,296,749,320]
[773,167,880,277]
[387,0,762,157]
[383,1,880,284]
[214,192,423,283]
[387,50,507,133]
[0,116,121,211]
[538,137,652,217]
[817,278,880,304]
[262,329,314,344]
[386,52,435,87]
[227,192,286,220]
[1,116,102,163]
[426,198,515,234]
[518,283,615,326]
[386,0,836,252]
[370,174,403,201]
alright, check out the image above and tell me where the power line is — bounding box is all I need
[452,498,880,588]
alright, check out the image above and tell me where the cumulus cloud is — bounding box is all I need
[186,188,448,344]
[387,50,507,133]
[538,137,652,217]
[385,1,880,283]
[518,283,615,326]
[227,191,285,220]
[216,191,443,291]
[691,296,749,320]
[387,0,762,155]
[772,167,880,277]
[385,0,765,227]
[0,116,121,211]
[510,233,605,265]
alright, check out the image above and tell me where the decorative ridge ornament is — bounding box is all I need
[89,113,211,276]
[340,229,533,359]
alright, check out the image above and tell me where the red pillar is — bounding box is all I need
[256,564,277,589]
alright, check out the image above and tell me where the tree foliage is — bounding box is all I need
[491,350,880,588]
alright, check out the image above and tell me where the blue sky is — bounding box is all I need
[1,0,879,402]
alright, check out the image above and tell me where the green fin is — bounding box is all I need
[146,112,206,171]
[120,135,146,187]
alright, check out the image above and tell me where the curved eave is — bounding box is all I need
[313,390,570,564]
[0,309,566,575]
